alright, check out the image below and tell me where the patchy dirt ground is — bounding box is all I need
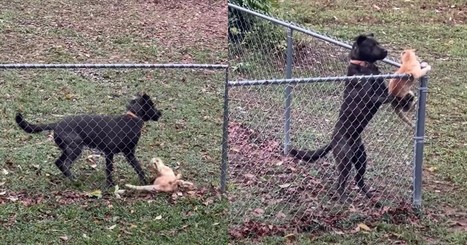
[227,121,418,239]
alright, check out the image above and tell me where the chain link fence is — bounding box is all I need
[226,3,427,238]
[1,63,227,205]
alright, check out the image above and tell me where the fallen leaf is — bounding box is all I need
[107,224,117,230]
[334,230,345,235]
[85,190,102,199]
[253,208,265,216]
[244,173,255,179]
[2,169,9,175]
[276,212,286,219]
[203,198,214,206]
[278,183,291,188]
[284,233,296,240]
[373,4,381,10]
[7,196,18,202]
[427,166,437,172]
[60,235,69,241]
[357,223,371,232]
[0,182,5,186]
[155,215,162,220]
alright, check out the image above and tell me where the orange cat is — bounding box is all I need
[388,49,431,128]
[125,157,193,192]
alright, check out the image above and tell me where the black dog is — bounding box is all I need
[15,93,162,188]
[290,34,409,202]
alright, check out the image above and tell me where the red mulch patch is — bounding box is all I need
[227,121,418,239]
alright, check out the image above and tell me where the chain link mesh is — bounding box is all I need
[1,67,225,202]
[227,4,419,238]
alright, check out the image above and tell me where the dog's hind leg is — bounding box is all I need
[333,137,354,203]
[54,146,82,180]
[124,151,147,185]
[104,153,115,188]
[353,139,374,198]
[55,151,74,179]
[53,133,83,180]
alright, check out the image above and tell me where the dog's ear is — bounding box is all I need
[141,93,150,100]
[355,35,367,44]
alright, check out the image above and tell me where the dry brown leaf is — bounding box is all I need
[60,235,69,241]
[356,223,371,232]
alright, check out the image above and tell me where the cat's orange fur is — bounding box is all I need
[388,49,431,128]
[125,158,193,192]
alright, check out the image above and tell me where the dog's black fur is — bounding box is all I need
[290,34,411,201]
[15,93,162,187]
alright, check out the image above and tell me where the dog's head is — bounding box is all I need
[127,93,162,121]
[350,33,388,63]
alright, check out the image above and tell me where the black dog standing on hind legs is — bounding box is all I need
[15,92,162,188]
[290,33,412,202]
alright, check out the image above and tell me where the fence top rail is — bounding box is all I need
[228,3,401,68]
[0,63,228,70]
[228,73,412,87]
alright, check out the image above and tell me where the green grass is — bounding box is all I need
[0,197,227,244]
[227,0,467,243]
[0,0,228,244]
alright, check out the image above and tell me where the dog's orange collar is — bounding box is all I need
[350,60,370,67]
[126,111,139,119]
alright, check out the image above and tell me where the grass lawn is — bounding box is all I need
[0,0,228,244]
[227,0,466,244]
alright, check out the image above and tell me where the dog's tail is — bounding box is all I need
[289,144,332,163]
[15,113,55,133]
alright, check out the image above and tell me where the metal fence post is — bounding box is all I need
[412,75,429,208]
[220,68,230,193]
[283,27,293,155]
